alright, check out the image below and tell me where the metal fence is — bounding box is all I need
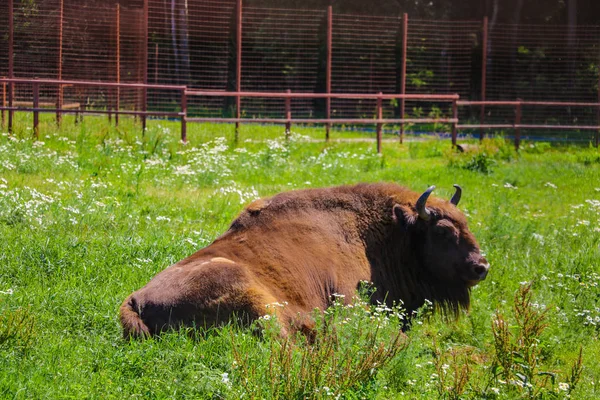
[4,77,598,151]
[1,0,600,144]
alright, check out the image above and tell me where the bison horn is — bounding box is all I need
[416,185,435,221]
[450,184,462,206]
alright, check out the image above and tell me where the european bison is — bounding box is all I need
[120,183,489,338]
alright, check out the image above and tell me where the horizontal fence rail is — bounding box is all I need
[0,78,187,139]
[1,78,599,151]
[185,90,460,152]
[457,100,600,149]
[185,91,460,100]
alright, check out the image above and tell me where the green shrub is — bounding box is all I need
[446,138,516,173]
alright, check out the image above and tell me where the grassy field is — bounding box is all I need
[1,116,600,399]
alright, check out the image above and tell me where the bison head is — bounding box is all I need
[393,185,489,295]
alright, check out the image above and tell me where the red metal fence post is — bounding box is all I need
[141,0,149,134]
[235,0,243,142]
[108,17,112,125]
[8,0,14,134]
[57,0,64,126]
[597,63,600,148]
[181,88,187,143]
[285,89,292,139]
[399,13,408,143]
[451,98,458,146]
[596,104,599,148]
[33,81,39,139]
[326,5,332,141]
[514,99,522,150]
[115,3,120,127]
[376,92,383,153]
[480,16,488,141]
[1,79,5,128]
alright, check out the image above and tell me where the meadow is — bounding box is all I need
[1,115,600,399]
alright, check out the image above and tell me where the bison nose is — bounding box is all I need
[473,262,490,280]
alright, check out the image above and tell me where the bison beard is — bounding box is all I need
[120,183,489,338]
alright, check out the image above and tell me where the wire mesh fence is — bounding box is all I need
[241,7,325,119]
[331,13,400,120]
[406,19,481,98]
[479,23,600,141]
[149,0,236,117]
[1,0,599,144]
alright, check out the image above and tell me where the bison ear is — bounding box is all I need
[392,204,416,228]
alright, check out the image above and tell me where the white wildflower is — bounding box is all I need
[184,238,198,247]
[586,199,600,208]
[218,183,259,205]
[63,206,80,214]
[1,160,16,170]
[221,372,230,384]
[174,165,196,176]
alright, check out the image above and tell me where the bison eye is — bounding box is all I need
[434,223,459,241]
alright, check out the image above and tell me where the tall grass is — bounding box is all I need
[0,117,599,398]
[230,290,408,399]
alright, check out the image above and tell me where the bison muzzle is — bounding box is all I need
[120,183,489,338]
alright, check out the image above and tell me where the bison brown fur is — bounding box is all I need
[120,182,489,338]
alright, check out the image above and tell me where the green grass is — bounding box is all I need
[1,116,600,398]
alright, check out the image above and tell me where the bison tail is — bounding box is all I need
[119,296,150,339]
